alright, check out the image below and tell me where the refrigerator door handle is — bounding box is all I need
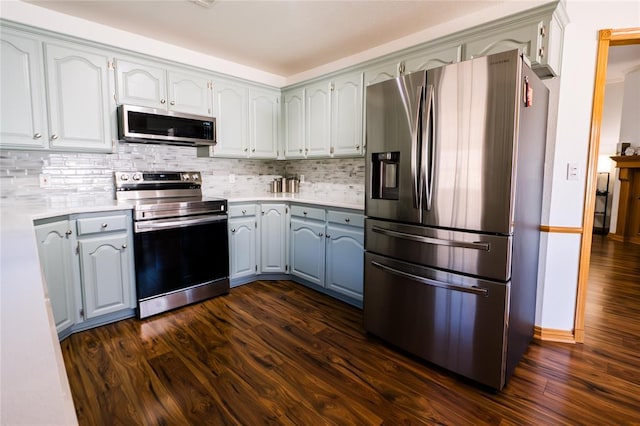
[371,225,491,251]
[411,86,424,214]
[423,84,435,211]
[371,260,489,296]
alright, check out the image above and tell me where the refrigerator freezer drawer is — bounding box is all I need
[365,218,512,281]
[364,252,509,389]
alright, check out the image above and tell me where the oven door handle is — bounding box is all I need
[135,214,228,233]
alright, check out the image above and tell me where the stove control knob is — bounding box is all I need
[132,173,142,181]
[119,173,129,181]
[182,173,190,181]
[192,173,199,181]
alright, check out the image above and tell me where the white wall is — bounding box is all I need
[535,0,640,331]
[602,81,624,232]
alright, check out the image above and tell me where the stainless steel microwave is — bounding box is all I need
[117,104,216,147]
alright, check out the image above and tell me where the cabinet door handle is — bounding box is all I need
[161,99,166,104]
[50,134,58,140]
[101,223,108,228]
[244,148,248,152]
[303,211,307,216]
[33,133,42,139]
[242,209,246,214]
[65,230,72,236]
[121,244,127,249]
[325,234,331,239]
[170,100,175,105]
[318,232,324,237]
[345,218,350,223]
[231,228,236,233]
[252,148,256,152]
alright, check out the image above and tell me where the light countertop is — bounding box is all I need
[0,193,363,424]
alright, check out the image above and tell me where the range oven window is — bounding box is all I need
[134,219,229,300]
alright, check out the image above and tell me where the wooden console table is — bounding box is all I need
[610,155,640,244]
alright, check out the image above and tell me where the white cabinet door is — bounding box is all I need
[115,59,167,110]
[78,233,133,319]
[44,44,114,152]
[283,88,305,158]
[260,204,287,273]
[325,224,364,301]
[212,79,248,157]
[464,23,540,62]
[0,32,48,149]
[290,217,325,286]
[364,61,397,87]
[249,88,279,158]
[168,70,213,117]
[229,216,258,279]
[305,81,331,157]
[401,44,462,74]
[35,220,77,335]
[330,72,363,157]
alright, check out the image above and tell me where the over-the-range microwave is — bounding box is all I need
[117,104,216,147]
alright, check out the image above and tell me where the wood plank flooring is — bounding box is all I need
[61,236,640,425]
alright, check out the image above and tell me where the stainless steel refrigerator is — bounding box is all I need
[363,49,549,390]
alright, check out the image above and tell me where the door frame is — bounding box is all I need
[574,27,640,343]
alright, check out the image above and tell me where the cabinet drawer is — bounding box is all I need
[229,204,257,218]
[291,205,325,221]
[327,210,364,228]
[76,215,128,235]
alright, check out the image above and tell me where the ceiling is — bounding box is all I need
[607,44,640,82]
[24,0,540,77]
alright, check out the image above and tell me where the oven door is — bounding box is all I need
[134,214,229,313]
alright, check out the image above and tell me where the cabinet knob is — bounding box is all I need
[65,230,72,236]
[299,149,303,153]
[170,100,175,106]
[303,211,307,216]
[242,209,246,214]
[121,244,127,249]
[355,145,360,150]
[50,134,58,140]
[244,148,248,152]
[101,223,108,228]
[161,99,166,104]
[318,232,324,237]
[33,133,42,139]
[325,234,331,239]
[345,218,350,223]
[252,148,255,152]
[231,228,236,233]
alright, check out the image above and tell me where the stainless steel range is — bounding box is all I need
[115,171,229,318]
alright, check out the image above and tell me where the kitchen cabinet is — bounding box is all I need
[462,8,565,78]
[0,31,49,150]
[76,213,135,319]
[399,44,462,75]
[330,72,364,157]
[249,88,280,158]
[1,29,115,152]
[44,43,115,152]
[212,79,249,157]
[290,205,364,302]
[34,210,136,340]
[34,218,78,336]
[290,214,326,286]
[283,87,305,158]
[325,212,365,301]
[364,61,398,87]
[305,80,332,158]
[115,58,213,116]
[260,204,288,273]
[228,204,259,281]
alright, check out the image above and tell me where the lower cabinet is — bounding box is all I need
[34,210,136,339]
[228,203,289,285]
[290,205,364,303]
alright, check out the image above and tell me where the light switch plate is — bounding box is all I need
[229,173,236,183]
[567,162,579,181]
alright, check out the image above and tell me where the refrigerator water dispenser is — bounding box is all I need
[371,151,400,200]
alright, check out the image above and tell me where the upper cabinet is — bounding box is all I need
[249,88,280,158]
[0,31,48,150]
[400,44,462,75]
[1,30,115,152]
[284,71,364,159]
[45,43,115,152]
[115,58,213,116]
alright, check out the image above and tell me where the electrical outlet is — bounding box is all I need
[229,173,236,183]
[299,174,305,183]
[39,174,51,188]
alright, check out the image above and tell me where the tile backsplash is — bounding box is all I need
[0,143,365,203]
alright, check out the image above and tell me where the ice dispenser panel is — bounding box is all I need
[371,151,400,200]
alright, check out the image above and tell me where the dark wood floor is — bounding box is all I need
[61,236,640,425]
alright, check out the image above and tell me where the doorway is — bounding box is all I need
[575,28,640,343]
